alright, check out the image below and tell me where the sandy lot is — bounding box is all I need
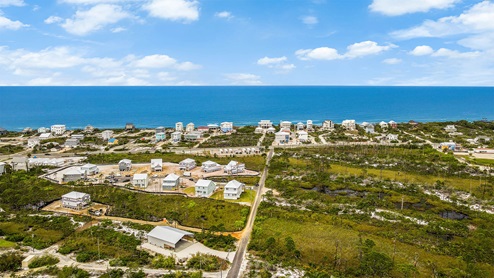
[42,200,108,216]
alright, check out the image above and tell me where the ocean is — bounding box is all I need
[0,86,493,131]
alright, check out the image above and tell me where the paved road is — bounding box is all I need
[227,147,274,278]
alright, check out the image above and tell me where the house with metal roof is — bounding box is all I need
[62,191,90,210]
[12,156,28,171]
[162,173,180,191]
[195,179,216,197]
[147,226,194,249]
[151,159,163,172]
[63,168,84,183]
[171,131,182,143]
[119,159,132,171]
[201,160,221,173]
[224,180,245,200]
[133,174,148,188]
[275,131,290,144]
[224,161,245,175]
[179,158,196,171]
[81,164,99,176]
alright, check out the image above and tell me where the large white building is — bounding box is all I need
[171,131,182,143]
[297,131,309,142]
[341,120,356,131]
[224,180,245,200]
[322,120,334,130]
[101,130,114,140]
[201,160,221,172]
[27,138,40,148]
[258,120,273,129]
[133,174,149,188]
[62,191,90,210]
[179,158,196,171]
[162,173,180,191]
[220,122,233,133]
[280,121,292,130]
[63,168,83,182]
[147,226,194,250]
[80,164,99,176]
[186,122,195,133]
[51,125,66,135]
[151,159,163,172]
[195,179,217,198]
[275,131,290,144]
[119,159,132,171]
[175,122,184,132]
[224,160,245,174]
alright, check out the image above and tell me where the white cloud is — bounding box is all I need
[392,1,494,42]
[44,16,63,24]
[143,0,199,23]
[410,45,434,56]
[296,47,342,61]
[0,0,25,7]
[345,41,396,58]
[296,41,394,61]
[257,56,295,72]
[0,46,201,85]
[215,11,233,20]
[59,0,128,4]
[382,58,401,65]
[225,73,262,85]
[301,15,318,26]
[132,54,201,70]
[369,0,458,16]
[0,15,28,30]
[61,4,131,36]
[111,26,126,33]
[257,56,287,65]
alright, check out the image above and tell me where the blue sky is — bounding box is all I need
[0,0,493,85]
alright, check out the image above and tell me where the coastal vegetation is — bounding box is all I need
[199,126,262,148]
[0,144,24,155]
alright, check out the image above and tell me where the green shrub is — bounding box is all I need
[28,255,60,268]
[0,252,23,272]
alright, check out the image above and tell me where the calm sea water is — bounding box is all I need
[0,86,493,130]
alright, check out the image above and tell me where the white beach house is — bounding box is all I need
[101,130,114,140]
[201,160,221,172]
[322,120,334,130]
[27,138,40,148]
[84,125,94,133]
[156,132,166,142]
[386,134,399,141]
[280,121,292,130]
[155,126,166,134]
[64,138,80,148]
[389,120,398,129]
[342,120,356,131]
[195,179,217,198]
[296,122,305,131]
[147,226,194,250]
[224,180,245,200]
[307,120,313,131]
[80,164,99,176]
[151,159,163,172]
[38,127,49,134]
[162,173,180,191]
[224,160,246,174]
[379,121,388,130]
[62,191,90,210]
[63,168,83,182]
[132,173,149,188]
[258,120,273,129]
[0,162,5,176]
[297,131,309,142]
[119,159,132,171]
[12,156,28,171]
[50,124,66,135]
[171,131,182,143]
[186,122,195,133]
[175,122,184,132]
[220,122,234,133]
[184,131,202,141]
[275,131,290,144]
[179,158,196,171]
[445,125,457,133]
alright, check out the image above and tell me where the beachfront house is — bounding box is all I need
[363,123,375,134]
[389,120,398,129]
[186,123,195,133]
[179,158,196,171]
[220,122,234,133]
[84,125,94,133]
[151,159,163,172]
[147,226,194,250]
[296,122,305,131]
[258,120,273,129]
[119,159,132,171]
[224,180,245,200]
[444,125,457,133]
[379,121,388,130]
[197,126,209,133]
[307,120,313,131]
[162,173,180,191]
[280,121,292,130]
[71,134,84,140]
[27,138,40,148]
[125,123,135,131]
[22,127,32,133]
[342,120,356,131]
[12,156,28,171]
[171,131,182,143]
[297,131,309,142]
[101,130,114,140]
[0,127,6,136]
[175,122,184,132]
[224,160,246,174]
[64,138,80,148]
[108,138,119,145]
[63,168,84,182]
[62,191,90,210]
[39,133,52,140]
[322,120,334,130]
[156,132,166,142]
[132,174,149,188]
[50,124,66,135]
[37,127,49,134]
[254,127,263,134]
[0,162,6,176]
[80,164,99,176]
[266,127,276,134]
[386,134,399,141]
[207,124,220,132]
[275,131,290,144]
[184,131,202,141]
[202,160,221,172]
[195,179,217,198]
[155,126,166,134]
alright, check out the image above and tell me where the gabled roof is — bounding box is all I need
[180,158,195,164]
[81,163,97,169]
[147,226,193,245]
[195,179,214,187]
[133,173,148,180]
[64,168,82,175]
[225,180,244,190]
[202,160,218,166]
[62,191,89,199]
[119,159,132,164]
[12,156,27,163]
[164,173,180,181]
[151,159,163,166]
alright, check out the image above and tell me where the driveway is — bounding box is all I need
[141,242,235,262]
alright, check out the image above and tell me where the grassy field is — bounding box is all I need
[0,239,16,248]
[210,189,256,204]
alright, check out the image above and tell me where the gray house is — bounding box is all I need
[64,138,80,148]
[147,226,193,249]
[119,159,132,171]
[62,191,90,210]
[162,173,180,191]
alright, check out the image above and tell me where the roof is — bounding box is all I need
[225,180,244,190]
[275,131,289,135]
[119,159,132,164]
[62,191,89,199]
[180,158,195,164]
[202,160,218,166]
[39,133,51,138]
[297,131,308,135]
[147,226,193,245]
[227,160,238,167]
[12,156,27,163]
[81,163,97,169]
[133,173,148,180]
[151,159,163,165]
[0,162,6,166]
[171,131,182,135]
[64,168,82,175]
[195,179,214,187]
[164,173,180,181]
[108,138,117,143]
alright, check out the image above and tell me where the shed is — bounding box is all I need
[147,226,194,249]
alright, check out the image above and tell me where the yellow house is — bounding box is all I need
[108,138,119,145]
